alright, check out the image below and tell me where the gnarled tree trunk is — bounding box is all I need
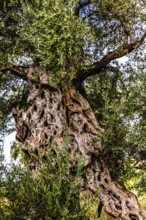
[12,68,146,220]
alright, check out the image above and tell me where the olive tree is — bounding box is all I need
[0,0,146,219]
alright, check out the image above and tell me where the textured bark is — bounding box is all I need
[12,69,146,220]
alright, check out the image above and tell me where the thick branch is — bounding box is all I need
[75,31,146,85]
[10,65,28,80]
[105,65,123,76]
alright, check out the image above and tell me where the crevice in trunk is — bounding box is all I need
[12,73,146,220]
[97,201,103,218]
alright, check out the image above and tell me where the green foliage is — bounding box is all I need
[85,68,146,181]
[0,147,89,220]
[134,172,146,197]
[21,0,90,84]
[0,0,93,85]
[99,0,142,23]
